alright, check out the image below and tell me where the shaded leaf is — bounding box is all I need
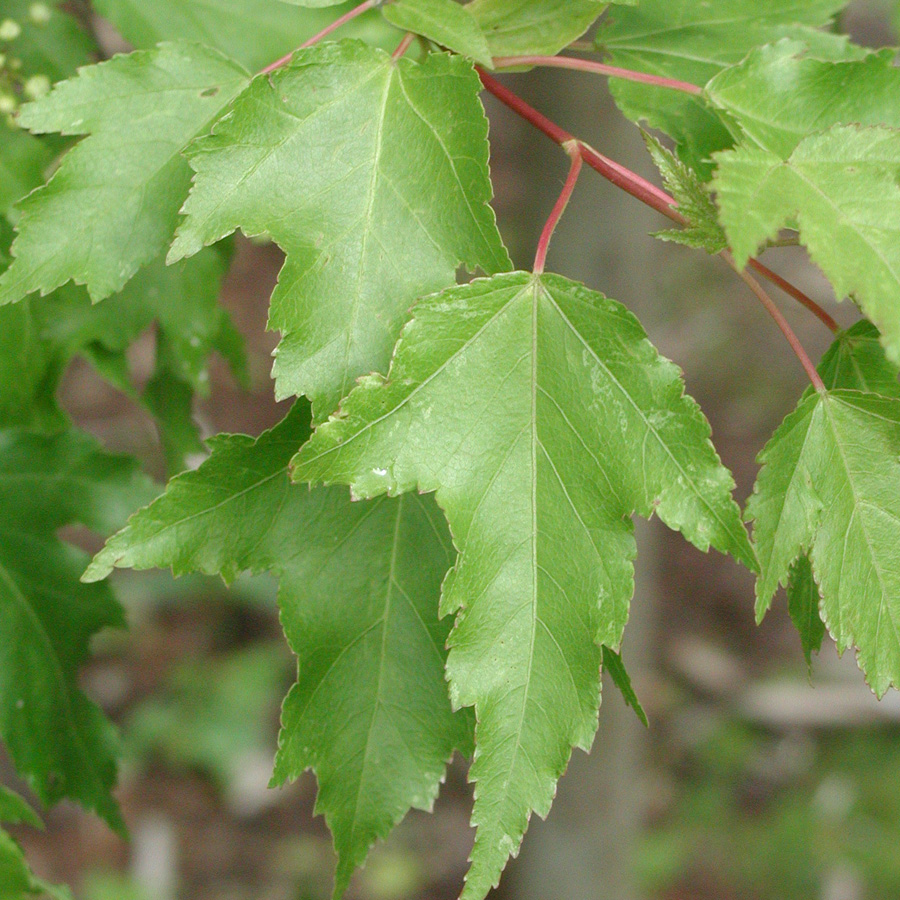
[602,647,648,727]
[87,404,469,898]
[787,557,825,669]
[0,429,156,826]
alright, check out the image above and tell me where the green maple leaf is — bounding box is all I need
[597,0,855,173]
[0,429,156,828]
[383,0,492,66]
[293,271,753,899]
[91,0,382,72]
[86,404,470,898]
[779,321,900,670]
[170,41,510,418]
[706,40,899,160]
[747,385,900,698]
[465,0,619,57]
[0,43,250,305]
[713,125,900,367]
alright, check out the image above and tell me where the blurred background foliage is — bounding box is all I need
[2,1,900,899]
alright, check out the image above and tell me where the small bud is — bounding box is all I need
[28,3,52,25]
[24,74,50,99]
[0,19,21,41]
[0,93,17,115]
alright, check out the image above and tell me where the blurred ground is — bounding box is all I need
[5,3,900,899]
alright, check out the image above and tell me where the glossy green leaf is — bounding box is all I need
[0,43,250,305]
[0,429,156,827]
[294,271,753,899]
[747,389,900,697]
[92,0,374,71]
[714,125,900,366]
[597,0,854,173]
[171,41,510,418]
[87,404,470,898]
[706,41,900,160]
[467,0,612,57]
[383,0,492,66]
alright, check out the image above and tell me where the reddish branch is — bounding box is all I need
[260,0,377,74]
[478,69,837,388]
[492,55,704,96]
[534,143,583,274]
[724,255,826,392]
[392,32,416,61]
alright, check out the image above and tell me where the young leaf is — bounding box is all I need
[643,134,726,253]
[0,429,156,828]
[86,404,470,898]
[713,125,900,366]
[747,389,900,697]
[706,41,900,160]
[466,0,614,58]
[92,0,366,72]
[383,0,492,66]
[170,41,510,418]
[0,43,250,305]
[597,0,854,173]
[294,271,753,898]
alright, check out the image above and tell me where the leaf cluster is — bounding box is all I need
[1,2,900,898]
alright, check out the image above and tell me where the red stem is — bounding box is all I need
[260,0,377,74]
[493,55,704,96]
[479,70,836,313]
[534,144,583,274]
[747,260,839,333]
[724,255,826,392]
[392,32,416,61]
